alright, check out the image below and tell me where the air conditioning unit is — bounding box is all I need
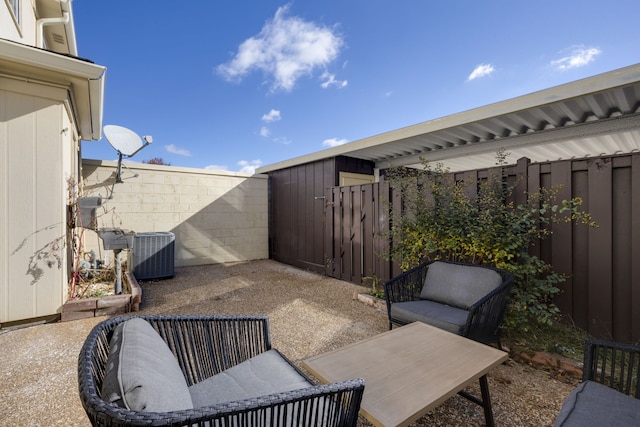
[128,232,175,280]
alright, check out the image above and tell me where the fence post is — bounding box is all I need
[514,157,530,206]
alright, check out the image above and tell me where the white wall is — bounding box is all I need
[81,160,269,268]
[0,0,37,44]
[0,76,75,323]
[0,0,102,325]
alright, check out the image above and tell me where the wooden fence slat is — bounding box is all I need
[323,187,332,277]
[612,166,632,341]
[527,163,542,261]
[551,161,574,315]
[340,187,353,280]
[330,187,342,277]
[281,170,292,261]
[571,168,590,330]
[312,165,325,267]
[376,180,391,282]
[588,158,614,339]
[352,186,362,283]
[297,166,306,264]
[514,158,530,207]
[632,154,640,341]
[362,184,375,282]
[461,170,477,200]
[337,187,344,279]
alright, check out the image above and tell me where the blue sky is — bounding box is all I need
[74,1,640,173]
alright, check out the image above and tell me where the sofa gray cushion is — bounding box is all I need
[101,318,193,412]
[554,380,640,427]
[189,349,312,408]
[389,300,468,334]
[420,261,502,309]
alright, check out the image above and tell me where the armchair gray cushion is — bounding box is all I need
[554,380,640,426]
[389,300,468,334]
[189,349,311,407]
[420,261,502,309]
[385,260,514,344]
[80,315,365,427]
[101,318,193,412]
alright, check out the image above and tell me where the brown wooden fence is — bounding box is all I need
[324,153,640,342]
[323,182,401,285]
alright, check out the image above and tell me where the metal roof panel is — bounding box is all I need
[257,63,640,174]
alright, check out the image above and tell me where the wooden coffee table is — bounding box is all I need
[302,322,508,427]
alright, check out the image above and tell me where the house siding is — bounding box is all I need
[1,0,37,44]
[0,79,72,323]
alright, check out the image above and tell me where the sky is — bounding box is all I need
[73,1,640,174]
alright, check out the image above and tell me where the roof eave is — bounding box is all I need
[0,38,105,140]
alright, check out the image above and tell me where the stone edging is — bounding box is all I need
[512,349,583,378]
[354,292,387,311]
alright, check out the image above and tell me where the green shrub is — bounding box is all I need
[384,156,596,331]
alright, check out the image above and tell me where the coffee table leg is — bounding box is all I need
[457,375,496,426]
[479,375,495,427]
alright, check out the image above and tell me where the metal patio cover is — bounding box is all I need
[257,63,640,173]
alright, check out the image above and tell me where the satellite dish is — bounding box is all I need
[103,125,152,183]
[104,125,152,157]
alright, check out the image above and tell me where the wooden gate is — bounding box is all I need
[324,181,400,286]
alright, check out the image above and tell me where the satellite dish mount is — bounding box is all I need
[103,125,152,183]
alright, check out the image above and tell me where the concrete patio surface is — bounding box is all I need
[0,260,575,426]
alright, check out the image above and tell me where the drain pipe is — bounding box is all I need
[36,0,78,56]
[60,0,78,56]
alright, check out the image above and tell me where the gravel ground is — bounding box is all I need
[0,260,576,426]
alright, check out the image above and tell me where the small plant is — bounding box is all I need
[384,153,596,332]
[73,267,114,298]
[91,289,108,299]
[505,317,590,361]
[362,275,385,299]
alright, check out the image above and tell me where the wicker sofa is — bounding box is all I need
[554,339,640,426]
[78,314,365,427]
[384,260,514,345]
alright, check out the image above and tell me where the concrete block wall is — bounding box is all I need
[81,160,268,268]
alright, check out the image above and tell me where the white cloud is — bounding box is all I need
[217,4,344,92]
[467,64,495,81]
[262,109,281,122]
[260,126,271,137]
[165,144,191,156]
[551,46,601,71]
[322,137,348,148]
[238,159,263,174]
[320,71,348,89]
[273,136,292,145]
[205,164,229,171]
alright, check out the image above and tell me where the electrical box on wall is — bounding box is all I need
[77,196,102,229]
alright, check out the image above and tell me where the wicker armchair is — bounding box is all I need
[554,339,640,426]
[583,339,640,394]
[384,260,513,345]
[78,314,364,427]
